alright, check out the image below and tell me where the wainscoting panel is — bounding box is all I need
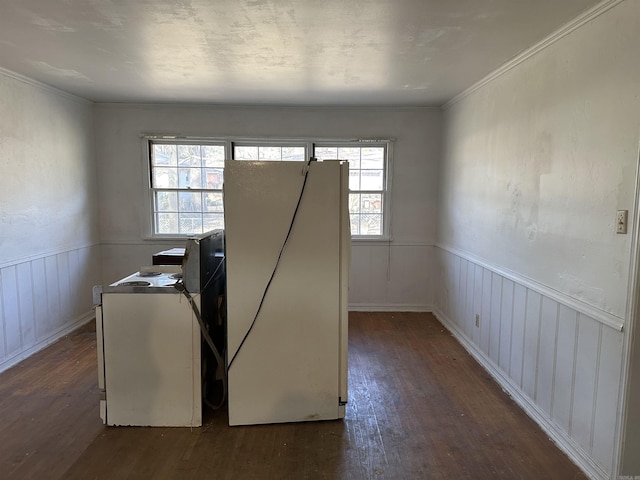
[522,290,542,401]
[571,314,600,454]
[553,305,578,434]
[537,296,558,417]
[0,245,101,373]
[480,268,492,355]
[509,284,527,387]
[489,272,502,366]
[434,246,624,480]
[592,326,623,471]
[2,265,21,357]
[16,262,36,348]
[349,242,433,311]
[0,288,4,361]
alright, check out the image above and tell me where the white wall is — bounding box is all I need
[435,1,639,478]
[0,70,100,372]
[93,105,441,310]
[439,0,639,320]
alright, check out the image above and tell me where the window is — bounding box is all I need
[147,138,390,238]
[150,141,225,235]
[233,144,306,161]
[314,143,387,237]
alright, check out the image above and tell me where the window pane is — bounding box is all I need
[178,168,202,189]
[203,213,224,231]
[361,147,384,169]
[204,168,224,189]
[282,146,305,161]
[155,191,177,212]
[349,170,360,190]
[360,169,384,190]
[259,146,281,160]
[153,168,178,188]
[178,192,202,212]
[347,158,361,170]
[349,214,360,235]
[152,144,177,166]
[156,213,178,234]
[236,144,306,161]
[337,147,361,168]
[204,192,224,212]
[203,145,225,167]
[179,214,202,235]
[349,193,360,213]
[314,147,338,161]
[360,214,382,235]
[178,145,202,167]
[361,193,382,213]
[235,146,258,160]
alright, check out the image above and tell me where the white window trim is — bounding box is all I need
[140,135,393,241]
[313,139,393,241]
[140,135,228,241]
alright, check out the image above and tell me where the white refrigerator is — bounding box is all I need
[224,160,350,426]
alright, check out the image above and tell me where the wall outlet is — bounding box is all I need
[475,314,480,328]
[617,210,628,234]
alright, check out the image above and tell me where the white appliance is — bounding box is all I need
[94,266,202,427]
[224,160,350,426]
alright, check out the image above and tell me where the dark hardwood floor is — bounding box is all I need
[0,312,587,479]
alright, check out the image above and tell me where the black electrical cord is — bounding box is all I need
[227,159,314,370]
[174,259,227,410]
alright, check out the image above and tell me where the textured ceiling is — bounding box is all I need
[0,0,603,105]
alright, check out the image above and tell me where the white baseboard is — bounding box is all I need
[0,311,95,374]
[348,303,433,312]
[432,307,609,480]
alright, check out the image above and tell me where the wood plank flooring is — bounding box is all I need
[0,312,587,479]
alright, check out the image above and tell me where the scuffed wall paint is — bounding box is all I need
[438,0,640,319]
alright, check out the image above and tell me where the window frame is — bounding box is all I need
[231,140,309,162]
[142,136,393,241]
[143,137,228,239]
[313,140,392,240]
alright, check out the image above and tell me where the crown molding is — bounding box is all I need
[0,66,92,105]
[442,0,626,110]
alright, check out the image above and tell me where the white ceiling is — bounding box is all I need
[0,0,602,106]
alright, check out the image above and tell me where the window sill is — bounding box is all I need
[351,236,392,245]
[144,234,393,244]
[142,234,195,242]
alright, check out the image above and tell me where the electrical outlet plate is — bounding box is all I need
[617,210,628,234]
